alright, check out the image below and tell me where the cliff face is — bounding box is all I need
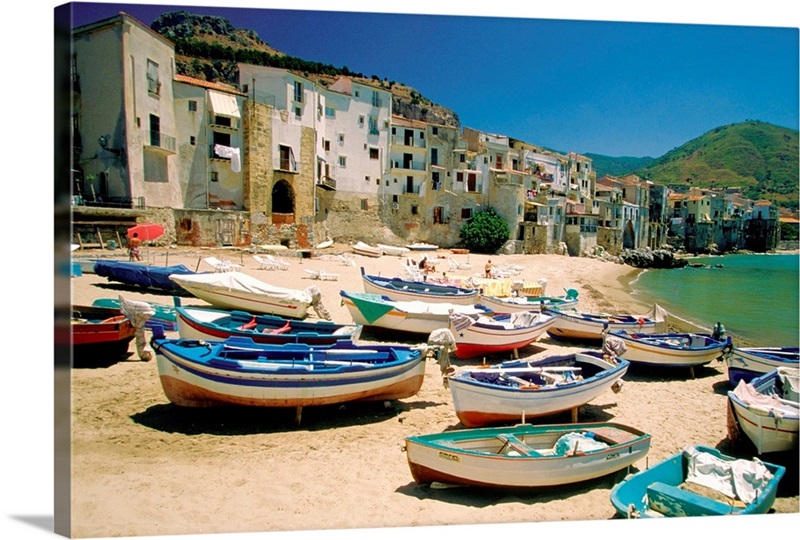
[391,95,460,128]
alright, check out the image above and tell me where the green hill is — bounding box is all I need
[585,154,655,177]
[630,121,798,211]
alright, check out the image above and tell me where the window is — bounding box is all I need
[365,176,370,182]
[210,172,218,182]
[432,171,440,190]
[146,59,160,95]
[461,208,473,220]
[360,198,368,210]
[323,139,330,151]
[354,89,360,98]
[190,136,196,146]
[294,107,301,119]
[372,91,381,107]
[279,145,297,171]
[325,106,335,117]
[339,155,347,168]
[369,147,379,160]
[338,133,345,143]
[188,100,197,112]
[433,206,447,224]
[293,81,303,102]
[358,115,365,126]
[411,205,418,215]
[368,116,378,135]
[431,148,438,166]
[432,127,438,135]
[456,171,464,183]
[241,84,249,94]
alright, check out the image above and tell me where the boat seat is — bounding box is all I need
[496,435,543,457]
[646,481,737,516]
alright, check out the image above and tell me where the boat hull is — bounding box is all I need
[449,352,629,427]
[450,314,555,359]
[725,347,799,385]
[546,309,660,341]
[610,445,785,518]
[727,369,799,454]
[153,338,426,408]
[175,306,360,345]
[70,305,136,363]
[405,422,650,488]
[361,270,479,305]
[610,331,732,368]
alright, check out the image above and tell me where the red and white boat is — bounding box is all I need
[449,310,555,359]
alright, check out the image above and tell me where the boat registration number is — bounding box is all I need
[438,451,460,463]
[605,452,620,460]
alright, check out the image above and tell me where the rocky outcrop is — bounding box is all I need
[620,248,688,269]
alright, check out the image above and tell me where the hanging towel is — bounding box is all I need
[214,144,241,172]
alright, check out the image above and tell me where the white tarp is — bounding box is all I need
[170,271,312,304]
[683,445,773,504]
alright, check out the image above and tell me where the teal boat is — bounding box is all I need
[610,444,785,518]
[93,297,179,331]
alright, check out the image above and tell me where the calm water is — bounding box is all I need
[629,253,799,346]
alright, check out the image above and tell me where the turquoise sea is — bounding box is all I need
[629,253,799,347]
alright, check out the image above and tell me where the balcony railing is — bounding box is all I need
[391,136,426,148]
[144,130,176,154]
[391,161,427,172]
[316,176,336,190]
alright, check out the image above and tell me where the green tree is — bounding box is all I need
[459,208,509,254]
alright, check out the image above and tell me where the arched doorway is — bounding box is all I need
[271,179,295,225]
[622,220,636,249]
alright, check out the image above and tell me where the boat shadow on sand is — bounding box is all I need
[394,464,636,514]
[621,362,725,383]
[130,398,442,436]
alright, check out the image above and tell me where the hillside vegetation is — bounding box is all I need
[148,11,798,211]
[630,121,798,211]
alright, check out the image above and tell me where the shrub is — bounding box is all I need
[459,208,510,254]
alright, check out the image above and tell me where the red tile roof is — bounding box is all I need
[174,74,245,95]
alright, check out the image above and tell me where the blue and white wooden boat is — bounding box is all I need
[360,267,479,305]
[727,367,799,454]
[150,333,426,419]
[175,305,361,346]
[339,290,490,335]
[544,304,667,342]
[610,444,785,518]
[608,330,732,368]
[94,260,201,295]
[404,421,651,489]
[725,346,799,386]
[479,290,579,314]
[447,351,628,427]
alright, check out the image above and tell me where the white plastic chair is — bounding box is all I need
[337,254,355,267]
[204,256,241,272]
[264,254,290,270]
[253,255,277,270]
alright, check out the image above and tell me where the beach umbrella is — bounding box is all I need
[127,223,164,241]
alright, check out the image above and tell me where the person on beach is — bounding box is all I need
[129,233,142,261]
[485,259,492,278]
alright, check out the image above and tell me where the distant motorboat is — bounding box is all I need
[377,244,410,257]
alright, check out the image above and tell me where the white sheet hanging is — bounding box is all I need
[214,144,241,172]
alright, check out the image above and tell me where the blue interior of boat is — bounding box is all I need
[647,481,735,516]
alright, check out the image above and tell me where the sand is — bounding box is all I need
[62,246,798,538]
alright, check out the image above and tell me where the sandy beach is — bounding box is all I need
[61,246,798,538]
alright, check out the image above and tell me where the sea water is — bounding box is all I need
[629,253,799,346]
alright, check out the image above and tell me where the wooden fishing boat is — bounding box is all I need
[93,297,179,331]
[376,244,410,257]
[727,367,799,454]
[315,239,334,249]
[94,260,200,295]
[447,351,629,427]
[544,304,667,342]
[169,271,321,319]
[608,330,732,368]
[479,290,579,314]
[725,346,799,386]
[175,305,361,346]
[360,267,479,305]
[150,334,426,422]
[352,241,382,258]
[405,242,439,251]
[403,421,651,489]
[610,444,785,518]
[70,305,135,363]
[339,290,489,335]
[448,310,555,359]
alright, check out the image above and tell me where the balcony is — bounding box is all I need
[316,176,336,191]
[391,135,426,149]
[208,114,239,131]
[144,130,176,154]
[391,160,427,172]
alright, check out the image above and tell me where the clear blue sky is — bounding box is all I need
[66,1,799,158]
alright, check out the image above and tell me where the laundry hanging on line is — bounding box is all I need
[214,144,241,172]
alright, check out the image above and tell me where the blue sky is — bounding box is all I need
[65,1,799,158]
